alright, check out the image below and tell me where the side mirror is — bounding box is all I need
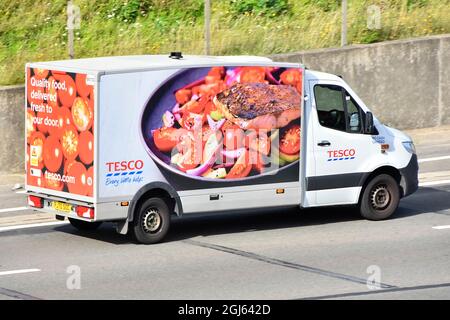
[364,112,375,134]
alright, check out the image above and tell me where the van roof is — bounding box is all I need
[28,54,301,75]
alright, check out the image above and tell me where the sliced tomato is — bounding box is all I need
[175,89,192,105]
[29,131,46,169]
[226,150,252,179]
[56,107,73,136]
[153,127,186,153]
[66,161,88,196]
[75,73,91,98]
[26,109,36,144]
[33,68,49,79]
[72,97,92,132]
[205,74,222,84]
[239,67,266,83]
[46,76,58,108]
[61,125,79,161]
[86,166,94,197]
[43,135,63,172]
[280,124,301,155]
[44,172,64,191]
[78,130,94,165]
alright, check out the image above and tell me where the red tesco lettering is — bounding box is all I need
[327,149,356,158]
[106,160,144,172]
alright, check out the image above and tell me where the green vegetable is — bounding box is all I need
[210,110,224,121]
[279,150,300,163]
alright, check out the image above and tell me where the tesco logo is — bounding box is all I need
[327,149,356,158]
[106,160,144,172]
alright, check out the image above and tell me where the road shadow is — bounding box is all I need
[54,185,450,245]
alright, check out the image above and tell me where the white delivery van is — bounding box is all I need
[25,53,418,244]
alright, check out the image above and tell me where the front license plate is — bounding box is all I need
[51,201,72,213]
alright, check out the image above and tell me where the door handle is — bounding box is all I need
[317,140,331,147]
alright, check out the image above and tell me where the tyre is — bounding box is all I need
[132,197,170,244]
[359,174,400,220]
[68,218,102,231]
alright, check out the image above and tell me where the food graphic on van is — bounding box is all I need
[143,66,302,180]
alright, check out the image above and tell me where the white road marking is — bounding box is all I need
[419,180,450,187]
[0,206,28,214]
[418,155,450,163]
[15,190,26,194]
[0,269,41,276]
[432,225,450,230]
[0,221,68,233]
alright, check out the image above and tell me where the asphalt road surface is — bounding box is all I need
[0,142,449,300]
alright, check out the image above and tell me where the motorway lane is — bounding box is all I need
[0,184,449,300]
[0,139,449,300]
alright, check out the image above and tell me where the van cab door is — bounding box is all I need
[308,80,378,205]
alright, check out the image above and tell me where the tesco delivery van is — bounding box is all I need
[25,53,418,244]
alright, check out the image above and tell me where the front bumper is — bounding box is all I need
[399,154,419,197]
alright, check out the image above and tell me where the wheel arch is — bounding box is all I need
[358,166,403,203]
[127,182,183,222]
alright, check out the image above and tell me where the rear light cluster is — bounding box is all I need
[28,195,43,208]
[76,206,95,219]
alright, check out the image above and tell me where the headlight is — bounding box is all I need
[402,141,416,154]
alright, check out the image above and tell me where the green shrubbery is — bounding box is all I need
[0,0,449,85]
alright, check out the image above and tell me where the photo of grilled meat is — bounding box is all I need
[213,82,301,130]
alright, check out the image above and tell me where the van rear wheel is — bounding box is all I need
[132,197,170,244]
[360,174,400,220]
[68,218,102,231]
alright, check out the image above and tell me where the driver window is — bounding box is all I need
[346,95,362,133]
[314,85,346,132]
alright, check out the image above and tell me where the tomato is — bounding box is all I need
[57,75,77,107]
[29,131,45,169]
[180,100,204,114]
[43,135,63,172]
[44,173,64,191]
[205,74,222,84]
[72,97,93,132]
[27,75,45,105]
[26,109,36,144]
[245,130,271,156]
[47,107,62,137]
[280,69,302,93]
[78,130,94,165]
[75,73,91,98]
[239,67,266,83]
[46,76,58,108]
[181,111,204,131]
[33,68,49,79]
[86,166,94,197]
[176,149,199,172]
[27,171,44,188]
[87,97,94,132]
[175,89,192,105]
[223,125,245,150]
[153,127,185,153]
[66,161,88,196]
[208,66,225,78]
[55,106,73,135]
[61,125,79,161]
[280,124,301,155]
[226,150,252,179]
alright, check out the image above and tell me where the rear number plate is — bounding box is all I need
[51,201,72,213]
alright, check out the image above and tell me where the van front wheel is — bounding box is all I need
[132,197,170,244]
[360,174,400,220]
